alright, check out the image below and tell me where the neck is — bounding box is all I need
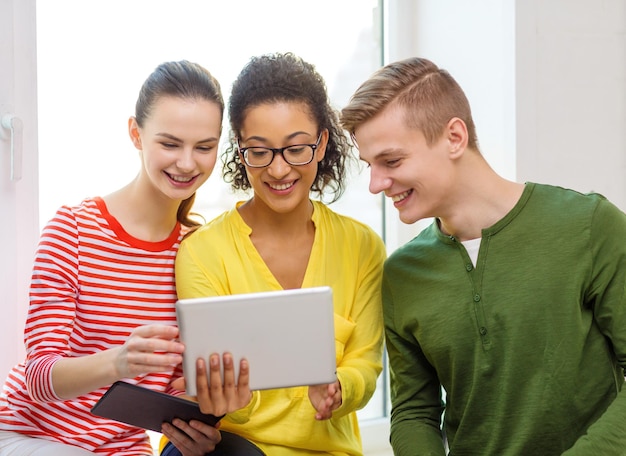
[438,165,525,241]
[238,197,314,236]
[103,178,181,242]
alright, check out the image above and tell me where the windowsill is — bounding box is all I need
[361,417,393,455]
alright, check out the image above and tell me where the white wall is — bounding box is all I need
[385,0,626,248]
[0,0,39,375]
[515,0,626,209]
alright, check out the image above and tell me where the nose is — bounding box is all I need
[368,167,391,195]
[176,147,195,172]
[266,152,292,178]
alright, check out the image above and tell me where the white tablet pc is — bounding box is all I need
[176,286,337,396]
[90,381,222,432]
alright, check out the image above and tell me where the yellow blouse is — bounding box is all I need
[174,200,386,455]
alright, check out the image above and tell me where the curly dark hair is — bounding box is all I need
[222,52,352,203]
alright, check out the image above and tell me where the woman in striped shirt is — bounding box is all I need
[0,60,236,455]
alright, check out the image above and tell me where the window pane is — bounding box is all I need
[36,0,385,421]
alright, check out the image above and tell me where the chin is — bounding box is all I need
[398,211,422,225]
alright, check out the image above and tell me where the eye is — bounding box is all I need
[386,158,402,167]
[286,145,307,154]
[161,142,178,149]
[196,145,215,153]
[248,148,271,158]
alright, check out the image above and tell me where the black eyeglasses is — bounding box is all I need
[237,133,322,168]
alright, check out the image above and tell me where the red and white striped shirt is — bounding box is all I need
[0,197,184,455]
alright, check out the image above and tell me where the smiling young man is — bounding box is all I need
[340,57,626,456]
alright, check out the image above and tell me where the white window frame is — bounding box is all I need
[0,0,39,377]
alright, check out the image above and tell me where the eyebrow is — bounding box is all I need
[242,131,313,144]
[360,148,405,162]
[156,132,218,143]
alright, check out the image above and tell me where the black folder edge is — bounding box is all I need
[91,380,223,432]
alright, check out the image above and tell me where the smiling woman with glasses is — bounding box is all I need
[162,52,387,456]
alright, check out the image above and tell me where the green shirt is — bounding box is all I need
[383,183,626,455]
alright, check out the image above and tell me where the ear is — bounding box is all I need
[128,117,142,150]
[314,129,329,163]
[446,117,468,160]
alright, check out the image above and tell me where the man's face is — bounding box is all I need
[354,105,454,225]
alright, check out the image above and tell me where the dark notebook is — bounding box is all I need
[91,381,222,432]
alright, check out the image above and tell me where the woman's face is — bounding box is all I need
[129,95,222,203]
[238,101,327,215]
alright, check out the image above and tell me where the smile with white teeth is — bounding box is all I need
[169,174,194,183]
[391,190,412,203]
[269,181,295,191]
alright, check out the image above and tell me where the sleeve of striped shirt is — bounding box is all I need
[24,206,80,403]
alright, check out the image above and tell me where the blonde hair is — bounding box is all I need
[341,57,479,150]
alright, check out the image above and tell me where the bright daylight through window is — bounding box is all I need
[35,0,388,440]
